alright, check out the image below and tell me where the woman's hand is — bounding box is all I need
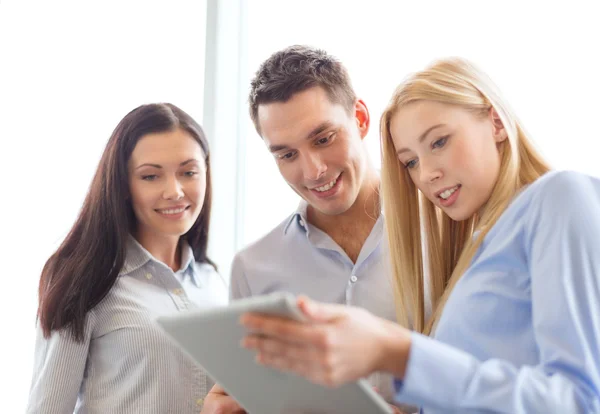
[200,384,246,414]
[241,296,411,387]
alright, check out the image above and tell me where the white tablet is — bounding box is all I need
[156,292,393,414]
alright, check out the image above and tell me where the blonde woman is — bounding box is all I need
[239,58,600,413]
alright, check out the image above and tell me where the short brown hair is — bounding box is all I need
[249,45,357,135]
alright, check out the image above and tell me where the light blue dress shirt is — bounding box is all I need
[27,236,228,414]
[230,200,399,401]
[395,171,600,413]
[230,201,396,320]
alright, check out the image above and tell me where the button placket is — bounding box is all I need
[193,365,207,409]
[152,267,190,310]
[171,287,193,310]
[345,269,359,304]
[345,283,354,304]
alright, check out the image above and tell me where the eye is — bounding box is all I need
[432,135,449,149]
[404,159,418,169]
[183,171,198,177]
[278,151,297,160]
[316,133,335,146]
[142,174,158,181]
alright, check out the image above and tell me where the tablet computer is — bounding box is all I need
[156,292,393,414]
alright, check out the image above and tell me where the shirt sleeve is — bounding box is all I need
[26,313,95,414]
[394,171,600,413]
[229,253,252,300]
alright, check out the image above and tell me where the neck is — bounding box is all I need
[134,229,181,271]
[307,170,381,236]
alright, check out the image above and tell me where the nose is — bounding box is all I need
[301,152,327,181]
[418,157,442,185]
[162,176,184,200]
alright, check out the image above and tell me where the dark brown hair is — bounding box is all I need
[38,103,215,341]
[249,45,357,135]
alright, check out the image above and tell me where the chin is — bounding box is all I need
[160,224,195,237]
[444,209,474,222]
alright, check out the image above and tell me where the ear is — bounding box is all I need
[355,99,370,140]
[489,107,508,143]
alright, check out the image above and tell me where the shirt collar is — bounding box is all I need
[283,200,309,235]
[178,242,202,287]
[179,242,194,273]
[121,236,153,275]
[282,198,386,236]
[121,235,197,282]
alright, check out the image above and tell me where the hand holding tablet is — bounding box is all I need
[157,293,394,414]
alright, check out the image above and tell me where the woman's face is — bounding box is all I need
[128,128,207,241]
[390,101,507,221]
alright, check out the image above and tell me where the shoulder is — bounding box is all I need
[530,170,597,193]
[234,212,299,265]
[519,170,600,237]
[524,170,600,212]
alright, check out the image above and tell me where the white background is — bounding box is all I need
[241,0,600,246]
[0,1,207,410]
[1,1,599,412]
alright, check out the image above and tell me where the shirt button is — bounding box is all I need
[298,219,305,227]
[196,398,204,406]
[145,273,153,280]
[350,275,358,283]
[172,288,184,295]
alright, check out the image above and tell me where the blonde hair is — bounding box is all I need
[380,57,550,334]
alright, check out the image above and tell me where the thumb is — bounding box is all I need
[297,296,348,322]
[208,383,227,396]
[217,397,245,413]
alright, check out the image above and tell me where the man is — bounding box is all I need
[202,45,409,413]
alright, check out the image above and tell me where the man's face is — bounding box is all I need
[257,86,370,216]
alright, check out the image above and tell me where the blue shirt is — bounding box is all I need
[230,200,399,401]
[395,171,600,413]
[231,201,396,320]
[27,237,228,414]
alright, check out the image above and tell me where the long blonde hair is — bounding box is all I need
[380,57,550,334]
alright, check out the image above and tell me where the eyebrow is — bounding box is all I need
[135,158,199,170]
[396,124,445,156]
[268,121,334,153]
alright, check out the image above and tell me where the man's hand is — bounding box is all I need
[200,384,246,414]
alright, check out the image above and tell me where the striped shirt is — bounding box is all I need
[27,236,228,414]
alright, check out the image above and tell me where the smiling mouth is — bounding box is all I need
[156,206,190,215]
[311,174,340,193]
[438,185,461,200]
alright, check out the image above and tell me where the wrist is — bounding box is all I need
[374,320,412,380]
